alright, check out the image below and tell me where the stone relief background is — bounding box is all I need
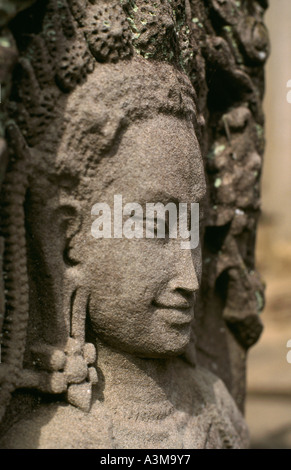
[0,0,269,448]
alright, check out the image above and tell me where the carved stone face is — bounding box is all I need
[74,114,206,358]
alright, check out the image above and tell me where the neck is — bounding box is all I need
[92,339,186,420]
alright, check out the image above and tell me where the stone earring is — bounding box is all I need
[20,281,98,412]
[65,284,98,411]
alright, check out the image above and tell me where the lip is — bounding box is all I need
[152,301,194,324]
[152,300,193,310]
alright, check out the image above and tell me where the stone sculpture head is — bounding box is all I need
[24,58,206,373]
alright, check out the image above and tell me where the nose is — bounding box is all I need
[168,247,200,296]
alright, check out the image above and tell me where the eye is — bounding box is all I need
[145,216,169,242]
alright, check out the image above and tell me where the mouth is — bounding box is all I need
[152,300,194,325]
[152,299,194,310]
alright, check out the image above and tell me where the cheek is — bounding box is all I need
[85,238,171,308]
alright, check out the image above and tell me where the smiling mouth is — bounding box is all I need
[152,300,193,310]
[152,300,194,324]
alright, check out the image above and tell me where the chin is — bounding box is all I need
[134,327,192,359]
[96,324,192,359]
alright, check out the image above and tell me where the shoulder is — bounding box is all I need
[193,366,250,449]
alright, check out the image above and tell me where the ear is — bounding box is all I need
[53,199,83,266]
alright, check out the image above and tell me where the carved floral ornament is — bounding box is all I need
[0,0,268,448]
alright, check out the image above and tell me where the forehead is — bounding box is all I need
[97,115,206,205]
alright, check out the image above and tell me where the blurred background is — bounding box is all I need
[245,0,291,449]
